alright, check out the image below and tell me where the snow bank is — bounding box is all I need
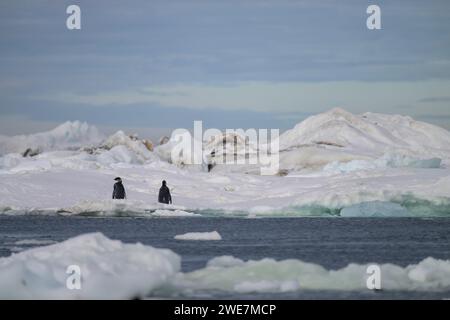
[174,231,222,241]
[0,121,104,156]
[0,233,180,299]
[176,256,450,293]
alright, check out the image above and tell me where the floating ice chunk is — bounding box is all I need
[177,256,450,293]
[0,233,180,299]
[174,231,222,241]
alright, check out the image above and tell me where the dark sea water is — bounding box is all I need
[0,215,449,299]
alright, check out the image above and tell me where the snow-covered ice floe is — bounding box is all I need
[174,231,222,241]
[173,255,450,294]
[0,233,449,299]
[0,233,180,299]
[1,109,450,217]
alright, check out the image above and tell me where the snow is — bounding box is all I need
[174,231,222,241]
[100,131,156,164]
[1,234,449,298]
[0,233,180,299]
[1,160,450,217]
[0,121,104,156]
[0,109,450,217]
[280,108,450,155]
[278,108,450,170]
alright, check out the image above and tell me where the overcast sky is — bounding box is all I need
[1,0,450,139]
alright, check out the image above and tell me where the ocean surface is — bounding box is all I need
[0,215,449,299]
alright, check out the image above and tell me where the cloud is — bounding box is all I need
[37,80,450,116]
[418,96,450,103]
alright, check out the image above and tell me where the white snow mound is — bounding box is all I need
[278,108,450,170]
[0,233,180,299]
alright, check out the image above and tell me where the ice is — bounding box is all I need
[59,200,192,217]
[278,108,450,171]
[207,256,246,268]
[151,209,200,217]
[234,280,301,293]
[99,131,156,164]
[0,234,449,298]
[0,109,450,217]
[280,108,450,157]
[174,231,222,241]
[340,201,410,217]
[0,121,104,156]
[176,256,450,293]
[324,153,442,174]
[0,128,159,173]
[153,108,450,173]
[0,233,180,299]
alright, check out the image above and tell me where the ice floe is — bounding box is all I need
[1,234,449,298]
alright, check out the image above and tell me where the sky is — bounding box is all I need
[0,0,450,140]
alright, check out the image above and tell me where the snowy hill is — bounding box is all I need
[0,121,104,156]
[278,108,450,171]
[281,108,450,155]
